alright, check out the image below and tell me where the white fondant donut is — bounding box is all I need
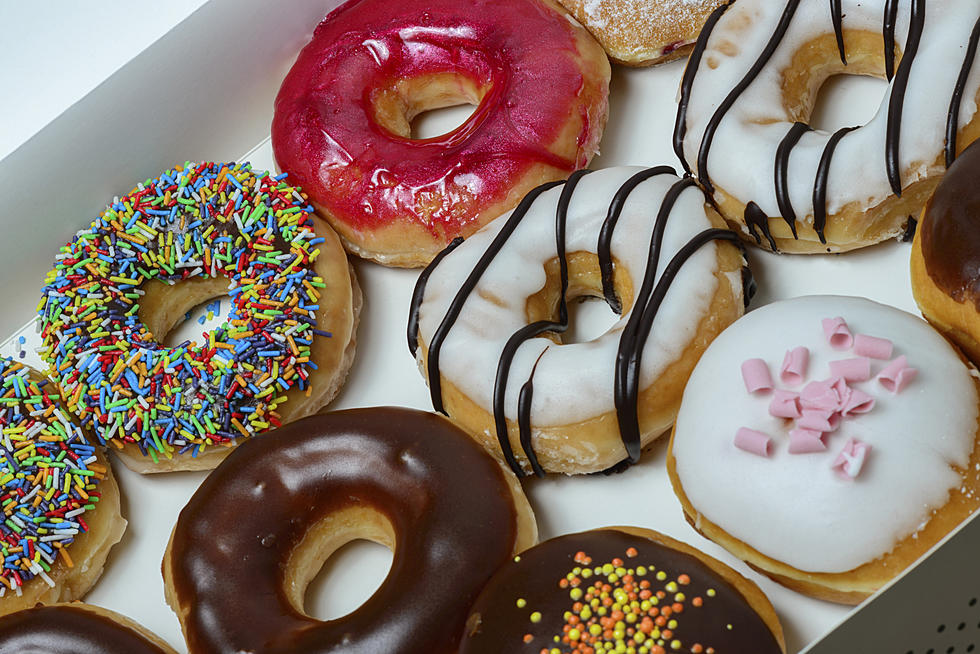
[409,166,749,475]
[669,295,980,603]
[675,0,980,253]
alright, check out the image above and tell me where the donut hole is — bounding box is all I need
[524,252,635,345]
[371,72,488,140]
[137,276,232,347]
[780,31,894,131]
[286,507,395,621]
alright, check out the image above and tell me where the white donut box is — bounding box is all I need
[0,1,977,652]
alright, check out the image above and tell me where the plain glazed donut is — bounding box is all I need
[163,407,536,654]
[408,166,750,476]
[668,296,980,603]
[0,360,125,615]
[675,0,980,253]
[460,527,785,654]
[912,139,980,366]
[0,603,176,653]
[38,162,359,473]
[556,0,726,66]
[272,0,611,267]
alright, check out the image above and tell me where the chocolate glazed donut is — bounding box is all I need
[0,604,175,654]
[163,407,536,654]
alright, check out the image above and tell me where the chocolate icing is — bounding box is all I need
[831,0,846,64]
[458,529,782,654]
[885,0,925,196]
[408,171,743,476]
[921,139,980,309]
[166,408,519,654]
[0,605,170,654]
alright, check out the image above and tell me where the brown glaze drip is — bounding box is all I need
[167,408,518,654]
[459,529,782,654]
[0,605,170,654]
[921,139,980,310]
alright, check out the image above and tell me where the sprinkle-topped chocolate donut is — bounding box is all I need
[38,162,359,472]
[459,528,785,654]
[0,604,176,653]
[163,407,536,654]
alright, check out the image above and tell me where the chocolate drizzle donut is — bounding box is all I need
[675,0,980,253]
[0,604,175,654]
[459,528,785,654]
[409,167,749,475]
[163,407,535,654]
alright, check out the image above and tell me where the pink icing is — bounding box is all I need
[878,355,918,393]
[734,427,772,457]
[741,358,773,393]
[833,438,872,480]
[271,0,607,240]
[789,428,827,454]
[854,334,894,360]
[822,317,853,349]
[780,346,809,386]
[768,389,801,418]
[829,357,871,382]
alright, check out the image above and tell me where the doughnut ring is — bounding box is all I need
[163,407,536,653]
[675,0,980,253]
[409,166,749,475]
[38,162,359,473]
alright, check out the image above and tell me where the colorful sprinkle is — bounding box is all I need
[523,547,717,654]
[0,359,104,595]
[37,162,325,460]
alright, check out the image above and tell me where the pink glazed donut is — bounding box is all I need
[271,0,610,267]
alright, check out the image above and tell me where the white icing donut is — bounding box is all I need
[670,296,980,594]
[409,166,748,475]
[676,0,980,252]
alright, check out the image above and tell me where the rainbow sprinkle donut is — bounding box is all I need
[0,359,124,614]
[38,162,359,473]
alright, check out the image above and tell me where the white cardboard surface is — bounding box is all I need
[0,1,972,652]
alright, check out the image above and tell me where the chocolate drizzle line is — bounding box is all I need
[883,0,899,81]
[885,0,925,197]
[614,184,736,465]
[673,1,732,174]
[774,121,813,238]
[408,236,463,357]
[696,0,802,195]
[813,126,860,243]
[492,170,590,476]
[744,201,778,251]
[945,15,980,168]
[421,181,564,414]
[831,0,846,64]
[409,171,742,475]
[598,166,675,312]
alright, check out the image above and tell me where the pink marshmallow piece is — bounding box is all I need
[832,438,872,480]
[800,379,839,412]
[842,389,876,416]
[734,428,773,458]
[780,346,809,386]
[822,317,853,349]
[854,334,894,360]
[798,409,838,433]
[877,355,918,393]
[831,377,852,408]
[789,428,827,454]
[741,358,773,394]
[828,357,871,382]
[769,390,801,419]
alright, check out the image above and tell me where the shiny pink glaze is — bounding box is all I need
[272,0,605,237]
